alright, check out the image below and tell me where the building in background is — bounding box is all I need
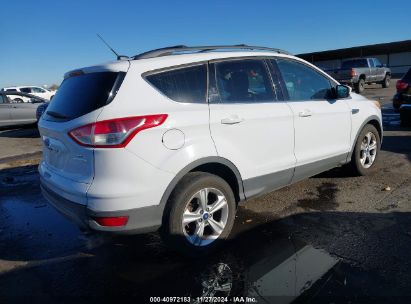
[298,40,411,77]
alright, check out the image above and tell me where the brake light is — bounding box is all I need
[69,114,167,148]
[350,68,357,77]
[396,80,409,91]
[93,216,128,227]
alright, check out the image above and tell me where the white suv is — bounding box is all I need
[2,86,55,102]
[38,45,382,255]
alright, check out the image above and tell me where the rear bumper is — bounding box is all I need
[41,179,163,234]
[393,93,411,110]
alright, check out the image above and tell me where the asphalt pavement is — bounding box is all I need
[1,81,411,303]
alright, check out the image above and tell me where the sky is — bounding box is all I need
[1,0,410,88]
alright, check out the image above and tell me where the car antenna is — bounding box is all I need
[96,34,129,60]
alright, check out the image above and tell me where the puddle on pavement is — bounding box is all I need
[1,185,343,302]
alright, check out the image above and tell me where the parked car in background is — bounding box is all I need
[38,45,383,256]
[36,102,49,121]
[326,58,391,93]
[2,86,56,101]
[393,68,411,111]
[0,91,47,127]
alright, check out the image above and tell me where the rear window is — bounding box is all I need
[341,59,368,69]
[45,72,124,121]
[403,68,411,82]
[145,64,207,103]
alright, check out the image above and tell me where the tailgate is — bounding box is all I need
[38,64,129,185]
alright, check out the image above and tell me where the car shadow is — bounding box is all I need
[0,126,40,138]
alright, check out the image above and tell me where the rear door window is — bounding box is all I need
[145,64,207,103]
[44,72,124,121]
[213,59,275,103]
[20,87,32,93]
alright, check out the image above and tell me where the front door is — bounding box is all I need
[273,58,351,182]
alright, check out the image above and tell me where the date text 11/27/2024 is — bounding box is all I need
[149,296,258,303]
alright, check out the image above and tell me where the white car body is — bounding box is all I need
[2,86,55,101]
[38,46,382,246]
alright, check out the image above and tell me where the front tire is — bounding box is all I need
[162,172,236,256]
[349,124,380,176]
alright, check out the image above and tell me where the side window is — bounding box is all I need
[374,58,382,67]
[20,87,31,93]
[276,59,332,101]
[32,87,46,93]
[145,64,207,103]
[214,59,275,103]
[368,59,375,68]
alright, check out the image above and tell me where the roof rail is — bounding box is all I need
[132,44,291,60]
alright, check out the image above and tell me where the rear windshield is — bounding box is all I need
[403,68,411,82]
[45,72,124,121]
[341,59,368,69]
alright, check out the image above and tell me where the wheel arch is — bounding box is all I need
[159,157,245,222]
[347,115,383,162]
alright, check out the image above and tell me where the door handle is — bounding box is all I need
[221,115,244,125]
[298,110,312,117]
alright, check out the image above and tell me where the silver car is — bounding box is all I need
[0,92,47,127]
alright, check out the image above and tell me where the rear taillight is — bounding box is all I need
[396,80,409,91]
[69,114,167,148]
[350,68,356,77]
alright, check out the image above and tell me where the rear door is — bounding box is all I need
[0,94,12,126]
[273,58,351,182]
[208,58,295,198]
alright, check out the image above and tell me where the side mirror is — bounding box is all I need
[335,85,350,99]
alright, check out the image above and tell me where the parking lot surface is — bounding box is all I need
[1,82,411,302]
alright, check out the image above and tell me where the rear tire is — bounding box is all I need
[355,78,365,93]
[348,124,380,176]
[382,74,391,88]
[161,172,236,256]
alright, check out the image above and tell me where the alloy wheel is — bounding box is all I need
[182,188,229,247]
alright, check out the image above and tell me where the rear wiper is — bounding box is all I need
[46,111,69,119]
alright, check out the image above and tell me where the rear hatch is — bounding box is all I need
[38,62,129,184]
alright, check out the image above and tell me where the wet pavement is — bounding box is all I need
[1,84,411,303]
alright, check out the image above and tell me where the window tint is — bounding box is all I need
[374,58,382,67]
[146,65,207,103]
[276,59,332,101]
[403,68,411,82]
[341,59,368,69]
[20,87,32,93]
[6,89,17,92]
[32,87,46,93]
[45,72,124,121]
[214,59,274,103]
